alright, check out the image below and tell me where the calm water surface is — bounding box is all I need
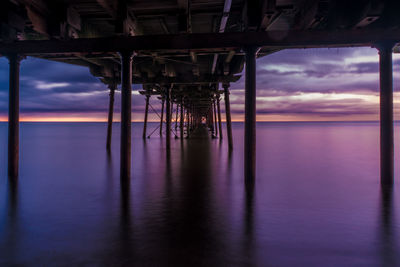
[0,121,400,266]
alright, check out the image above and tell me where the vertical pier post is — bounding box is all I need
[175,101,179,131]
[142,94,150,139]
[377,42,395,186]
[186,104,190,138]
[106,82,116,150]
[213,98,218,137]
[244,46,257,186]
[165,86,171,150]
[223,83,233,149]
[119,51,133,179]
[217,96,223,139]
[7,54,23,179]
[210,107,214,136]
[180,98,184,140]
[160,99,164,136]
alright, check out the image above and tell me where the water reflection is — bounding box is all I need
[243,179,255,266]
[118,176,133,263]
[2,179,19,264]
[379,187,397,266]
[2,122,400,266]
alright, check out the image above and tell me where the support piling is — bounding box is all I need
[180,99,184,140]
[165,86,171,149]
[213,99,218,137]
[160,99,164,136]
[223,83,233,149]
[378,42,395,186]
[244,47,257,186]
[217,96,223,140]
[119,51,133,179]
[7,54,22,179]
[106,82,116,150]
[142,94,150,139]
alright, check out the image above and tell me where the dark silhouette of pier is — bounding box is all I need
[1,0,400,187]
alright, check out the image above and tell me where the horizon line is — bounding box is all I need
[0,119,392,123]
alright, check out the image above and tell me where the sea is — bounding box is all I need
[0,121,399,266]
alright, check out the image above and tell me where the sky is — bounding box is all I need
[0,47,399,122]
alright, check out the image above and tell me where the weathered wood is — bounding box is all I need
[119,51,133,179]
[106,82,116,150]
[244,47,257,183]
[7,53,22,178]
[2,29,400,54]
[223,83,233,149]
[378,42,395,186]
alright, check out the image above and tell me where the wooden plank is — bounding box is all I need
[1,28,400,54]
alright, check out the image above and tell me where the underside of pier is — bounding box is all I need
[1,0,400,186]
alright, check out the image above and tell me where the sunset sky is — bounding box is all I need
[0,47,399,122]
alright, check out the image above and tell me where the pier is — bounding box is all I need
[1,0,400,186]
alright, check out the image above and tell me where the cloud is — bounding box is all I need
[34,81,70,90]
[0,47,399,121]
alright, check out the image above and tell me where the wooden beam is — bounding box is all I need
[1,28,400,54]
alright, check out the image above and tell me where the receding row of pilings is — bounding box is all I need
[4,42,396,188]
[139,85,229,145]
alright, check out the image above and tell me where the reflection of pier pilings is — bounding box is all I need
[243,178,255,267]
[379,187,397,266]
[1,180,19,263]
[118,176,133,262]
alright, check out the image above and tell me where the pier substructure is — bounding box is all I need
[244,47,257,187]
[217,96,223,140]
[160,99,164,136]
[142,94,150,139]
[378,42,395,186]
[106,82,116,150]
[223,83,233,149]
[7,54,23,179]
[165,86,171,149]
[119,51,133,179]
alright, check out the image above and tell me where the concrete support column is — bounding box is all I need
[142,94,150,139]
[217,96,223,140]
[119,51,133,179]
[244,46,257,186]
[165,86,171,150]
[7,54,23,179]
[377,42,395,186]
[160,99,165,136]
[223,83,233,149]
[106,82,116,150]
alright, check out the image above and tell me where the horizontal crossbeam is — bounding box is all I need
[0,29,400,55]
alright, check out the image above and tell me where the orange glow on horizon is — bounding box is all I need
[0,112,385,122]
